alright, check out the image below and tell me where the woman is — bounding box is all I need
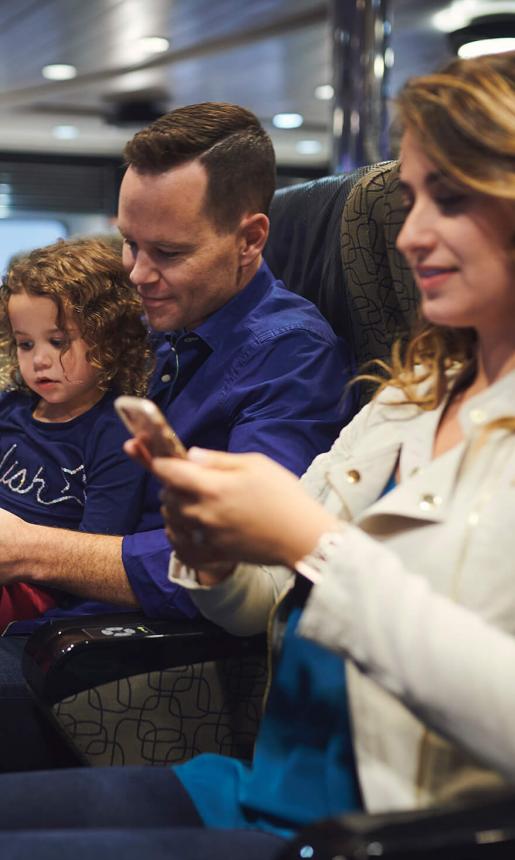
[151,48,515,818]
[0,50,512,860]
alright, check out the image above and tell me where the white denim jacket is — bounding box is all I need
[170,368,515,813]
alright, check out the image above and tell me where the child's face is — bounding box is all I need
[8,291,103,420]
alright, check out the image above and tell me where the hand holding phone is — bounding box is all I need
[115,396,187,468]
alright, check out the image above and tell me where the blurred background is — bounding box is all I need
[0,0,512,271]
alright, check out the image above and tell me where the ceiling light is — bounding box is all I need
[374,54,385,78]
[272,113,303,129]
[314,84,334,101]
[385,46,395,68]
[139,36,170,54]
[433,1,515,33]
[295,140,322,155]
[448,14,515,55]
[458,35,515,56]
[42,64,77,81]
[53,125,79,140]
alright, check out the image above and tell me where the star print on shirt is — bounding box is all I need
[0,443,86,507]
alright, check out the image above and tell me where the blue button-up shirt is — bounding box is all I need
[122,261,356,618]
[8,262,356,632]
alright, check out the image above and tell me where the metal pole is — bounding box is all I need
[331,0,391,172]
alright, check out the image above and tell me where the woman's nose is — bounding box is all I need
[396,201,437,259]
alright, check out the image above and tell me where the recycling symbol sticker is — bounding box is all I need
[100,626,136,637]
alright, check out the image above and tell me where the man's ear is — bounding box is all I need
[238,213,270,267]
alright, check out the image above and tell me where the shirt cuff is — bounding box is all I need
[296,525,367,662]
[168,554,205,589]
[122,528,199,620]
[294,528,349,585]
[168,552,288,635]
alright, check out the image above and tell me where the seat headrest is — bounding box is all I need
[264,166,372,333]
[264,162,419,382]
[341,161,418,371]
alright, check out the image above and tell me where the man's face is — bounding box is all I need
[117,160,246,332]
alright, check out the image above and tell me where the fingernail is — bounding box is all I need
[188,447,209,462]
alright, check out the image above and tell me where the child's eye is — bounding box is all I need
[16,340,33,351]
[50,338,66,349]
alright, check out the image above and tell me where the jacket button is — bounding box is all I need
[161,373,172,383]
[469,408,487,425]
[419,493,442,511]
[346,469,361,483]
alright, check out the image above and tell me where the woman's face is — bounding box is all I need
[396,130,515,341]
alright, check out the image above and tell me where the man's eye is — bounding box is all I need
[156,248,179,259]
[123,239,137,254]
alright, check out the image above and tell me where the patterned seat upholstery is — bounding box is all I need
[53,654,267,766]
[39,162,418,768]
[340,161,418,370]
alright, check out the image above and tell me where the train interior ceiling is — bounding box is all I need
[0,0,511,271]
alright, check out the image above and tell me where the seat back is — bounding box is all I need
[265,161,418,403]
[264,166,373,335]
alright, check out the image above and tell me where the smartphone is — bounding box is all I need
[114,396,187,461]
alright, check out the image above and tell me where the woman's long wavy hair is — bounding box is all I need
[367,51,515,411]
[0,237,153,396]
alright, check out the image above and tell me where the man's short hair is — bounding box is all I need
[124,102,276,233]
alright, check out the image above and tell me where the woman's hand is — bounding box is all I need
[150,447,341,569]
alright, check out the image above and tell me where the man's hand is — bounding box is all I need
[151,447,340,569]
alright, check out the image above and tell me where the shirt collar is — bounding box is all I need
[159,260,276,351]
[150,260,276,353]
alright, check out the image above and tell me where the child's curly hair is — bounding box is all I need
[0,237,153,395]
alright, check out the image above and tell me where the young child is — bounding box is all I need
[0,236,153,629]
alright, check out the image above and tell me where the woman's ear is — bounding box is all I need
[238,213,270,267]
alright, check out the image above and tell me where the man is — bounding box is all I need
[1,102,354,629]
[0,103,354,768]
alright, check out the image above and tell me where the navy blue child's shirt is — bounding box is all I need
[0,389,146,534]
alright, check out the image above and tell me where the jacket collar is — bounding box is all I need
[326,368,515,527]
[457,367,515,433]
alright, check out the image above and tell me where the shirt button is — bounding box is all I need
[469,408,487,425]
[161,373,172,383]
[419,493,442,511]
[346,469,361,483]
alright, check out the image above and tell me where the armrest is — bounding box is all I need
[22,612,266,706]
[280,787,515,859]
